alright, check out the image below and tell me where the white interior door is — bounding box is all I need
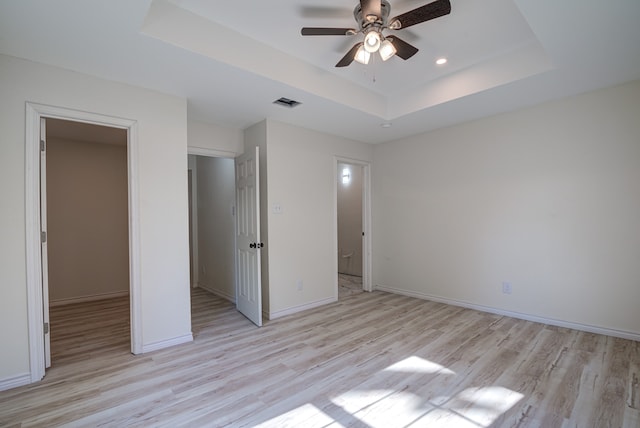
[235,146,262,326]
[40,117,51,368]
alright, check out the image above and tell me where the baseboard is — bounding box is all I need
[50,291,129,307]
[197,284,235,303]
[269,296,336,320]
[375,284,640,342]
[141,333,193,353]
[0,372,31,392]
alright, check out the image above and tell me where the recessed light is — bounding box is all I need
[436,57,447,65]
[380,122,392,128]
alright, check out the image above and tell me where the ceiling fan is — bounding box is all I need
[301,0,451,67]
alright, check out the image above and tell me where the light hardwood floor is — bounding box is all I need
[1,288,638,427]
[338,273,363,299]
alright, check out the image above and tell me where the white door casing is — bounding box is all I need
[235,146,262,326]
[40,118,51,368]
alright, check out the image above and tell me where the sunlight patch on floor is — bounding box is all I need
[255,403,342,428]
[330,357,522,427]
[420,386,524,426]
[258,357,523,428]
[451,386,524,425]
[334,389,432,427]
[384,355,456,375]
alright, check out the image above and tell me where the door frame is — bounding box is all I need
[25,102,141,382]
[188,147,264,326]
[334,157,372,293]
[187,147,238,296]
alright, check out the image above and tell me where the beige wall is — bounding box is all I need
[0,54,191,385]
[47,137,129,303]
[195,156,236,301]
[337,163,363,276]
[261,120,373,317]
[373,80,640,337]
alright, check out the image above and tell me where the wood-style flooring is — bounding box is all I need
[338,273,363,299]
[1,287,639,427]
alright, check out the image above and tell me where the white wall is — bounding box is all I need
[373,80,640,338]
[337,163,363,276]
[188,119,243,156]
[47,138,129,303]
[262,120,373,317]
[0,54,192,385]
[195,156,236,301]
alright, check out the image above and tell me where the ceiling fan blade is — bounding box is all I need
[301,27,356,36]
[336,43,363,67]
[386,35,419,60]
[389,0,451,29]
[360,0,382,22]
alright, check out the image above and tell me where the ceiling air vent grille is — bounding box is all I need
[273,97,301,108]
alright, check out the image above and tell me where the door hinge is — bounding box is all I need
[40,139,46,152]
[41,231,47,243]
[44,322,49,334]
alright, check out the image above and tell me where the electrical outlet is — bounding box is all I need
[502,282,512,294]
[296,279,303,291]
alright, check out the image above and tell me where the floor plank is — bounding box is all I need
[0,287,638,427]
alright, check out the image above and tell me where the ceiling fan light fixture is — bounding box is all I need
[363,29,381,53]
[354,45,371,64]
[388,18,401,30]
[301,0,452,68]
[379,39,397,61]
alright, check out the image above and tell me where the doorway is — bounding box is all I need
[25,103,140,382]
[44,119,130,366]
[187,154,236,303]
[187,148,263,327]
[336,159,372,298]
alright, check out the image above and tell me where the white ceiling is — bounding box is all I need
[1,0,639,144]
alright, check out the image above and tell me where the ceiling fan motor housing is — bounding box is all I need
[354,0,391,29]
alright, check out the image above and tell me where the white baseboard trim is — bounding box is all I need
[50,291,129,307]
[269,296,337,320]
[141,333,193,353]
[376,285,640,342]
[0,372,31,392]
[197,284,235,304]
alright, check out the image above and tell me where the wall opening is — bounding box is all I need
[188,154,237,303]
[337,162,364,299]
[45,118,130,366]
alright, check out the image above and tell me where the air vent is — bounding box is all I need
[273,97,301,108]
